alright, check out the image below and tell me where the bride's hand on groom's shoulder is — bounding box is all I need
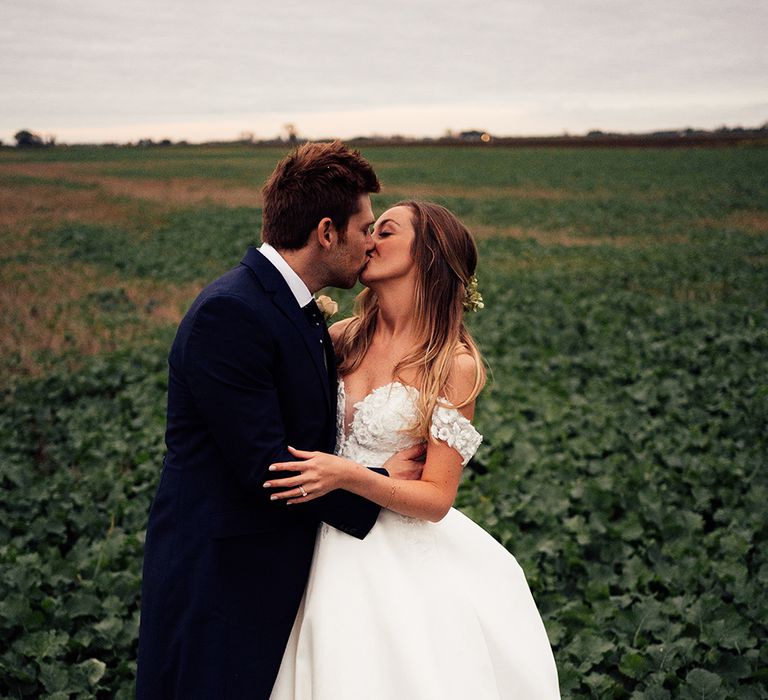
[383,444,425,481]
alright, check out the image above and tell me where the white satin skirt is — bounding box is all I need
[270,508,560,699]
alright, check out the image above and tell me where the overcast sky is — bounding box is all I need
[1,0,766,143]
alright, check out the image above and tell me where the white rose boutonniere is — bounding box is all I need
[315,295,339,322]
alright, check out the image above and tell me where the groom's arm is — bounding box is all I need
[182,295,294,492]
[299,447,424,535]
[182,294,385,538]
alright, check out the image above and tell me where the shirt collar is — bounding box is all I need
[259,242,313,308]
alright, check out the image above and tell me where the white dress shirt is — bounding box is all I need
[258,242,313,308]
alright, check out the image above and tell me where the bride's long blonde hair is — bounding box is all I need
[335,200,486,440]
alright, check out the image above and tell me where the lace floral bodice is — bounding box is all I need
[336,380,482,468]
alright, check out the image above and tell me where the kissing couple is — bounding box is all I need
[136,142,560,699]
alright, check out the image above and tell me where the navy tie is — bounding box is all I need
[302,299,338,447]
[303,299,328,370]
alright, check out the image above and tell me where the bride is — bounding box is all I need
[265,200,560,699]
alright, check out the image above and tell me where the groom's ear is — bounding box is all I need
[314,217,336,250]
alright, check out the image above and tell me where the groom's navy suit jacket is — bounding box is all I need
[136,248,382,699]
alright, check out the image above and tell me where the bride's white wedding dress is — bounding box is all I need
[270,381,560,699]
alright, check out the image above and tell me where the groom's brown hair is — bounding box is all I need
[261,141,380,250]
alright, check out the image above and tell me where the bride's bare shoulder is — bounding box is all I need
[328,317,355,343]
[452,351,478,376]
[444,350,485,410]
[449,351,480,385]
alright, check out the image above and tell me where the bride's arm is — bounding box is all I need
[265,354,477,523]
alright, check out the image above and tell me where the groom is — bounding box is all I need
[136,142,420,698]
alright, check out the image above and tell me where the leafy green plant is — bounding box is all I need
[2,144,767,697]
[1,350,168,698]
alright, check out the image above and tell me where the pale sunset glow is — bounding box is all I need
[2,0,766,144]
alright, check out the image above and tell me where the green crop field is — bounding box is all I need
[1,144,767,698]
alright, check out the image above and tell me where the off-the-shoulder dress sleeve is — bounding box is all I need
[430,404,483,466]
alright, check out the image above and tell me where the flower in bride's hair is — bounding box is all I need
[315,294,339,321]
[462,275,484,312]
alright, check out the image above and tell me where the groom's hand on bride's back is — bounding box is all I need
[383,444,426,480]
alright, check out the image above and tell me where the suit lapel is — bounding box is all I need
[240,248,331,408]
[322,322,339,449]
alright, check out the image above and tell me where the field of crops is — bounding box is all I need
[1,143,767,698]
